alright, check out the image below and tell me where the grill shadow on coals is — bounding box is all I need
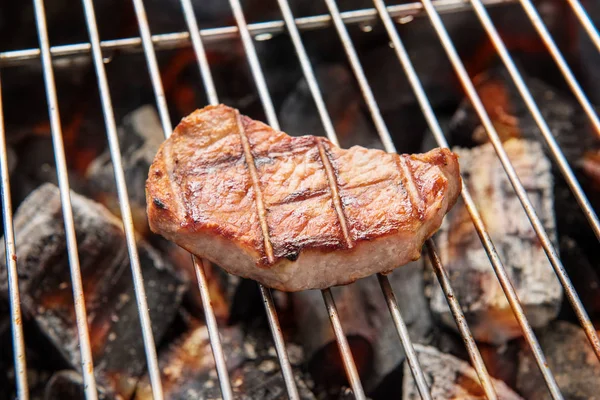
[1,0,600,399]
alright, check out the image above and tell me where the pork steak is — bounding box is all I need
[146,105,461,291]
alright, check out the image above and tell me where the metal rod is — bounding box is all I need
[377,275,433,400]
[369,3,507,399]
[0,74,29,400]
[275,0,337,145]
[425,240,497,400]
[31,0,98,398]
[80,0,166,398]
[258,285,301,400]
[131,0,173,135]
[0,0,516,66]
[322,289,367,400]
[179,1,299,397]
[227,0,366,396]
[323,0,395,152]
[326,0,494,398]
[229,0,365,399]
[130,0,234,397]
[179,0,218,106]
[469,0,600,360]
[518,0,600,136]
[228,0,279,129]
[193,257,234,400]
[419,0,566,397]
[567,0,600,54]
[276,0,431,397]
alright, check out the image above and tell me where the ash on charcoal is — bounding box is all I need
[279,64,381,150]
[447,68,600,319]
[135,321,316,400]
[517,321,600,400]
[0,183,186,399]
[430,139,562,344]
[403,345,522,400]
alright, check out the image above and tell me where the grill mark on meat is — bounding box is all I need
[164,139,185,219]
[267,188,330,207]
[317,138,353,249]
[234,110,275,264]
[397,155,424,220]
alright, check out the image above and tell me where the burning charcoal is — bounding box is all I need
[135,322,316,400]
[403,345,523,400]
[86,105,164,236]
[448,67,600,161]
[0,183,186,399]
[447,67,600,318]
[359,261,433,393]
[430,139,562,344]
[517,321,600,400]
[279,64,382,150]
[293,286,374,387]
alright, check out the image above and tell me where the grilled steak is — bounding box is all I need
[146,105,461,291]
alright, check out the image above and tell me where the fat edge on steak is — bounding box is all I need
[146,105,461,291]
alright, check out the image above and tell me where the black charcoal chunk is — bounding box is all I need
[293,285,374,388]
[359,261,433,394]
[86,105,164,235]
[279,64,382,150]
[430,139,561,344]
[403,345,522,400]
[0,183,186,399]
[517,321,600,400]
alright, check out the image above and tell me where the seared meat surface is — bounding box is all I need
[146,105,461,291]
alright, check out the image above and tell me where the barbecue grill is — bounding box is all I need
[1,0,599,399]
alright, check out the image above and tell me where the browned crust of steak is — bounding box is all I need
[146,104,461,291]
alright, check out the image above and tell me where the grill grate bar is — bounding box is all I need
[518,0,600,137]
[178,1,236,397]
[0,76,28,400]
[276,0,433,397]
[80,1,167,399]
[425,242,498,400]
[321,289,367,400]
[469,0,600,361]
[193,257,234,400]
[419,0,568,397]
[371,1,498,397]
[376,275,433,400]
[275,0,337,145]
[568,0,600,54]
[0,0,515,66]
[131,0,236,398]
[227,0,364,397]
[179,0,218,106]
[31,0,99,398]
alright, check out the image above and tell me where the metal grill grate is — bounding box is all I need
[1,0,599,399]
